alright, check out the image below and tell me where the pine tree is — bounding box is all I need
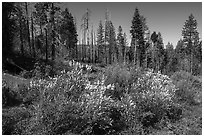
[15,3,31,56]
[44,28,48,62]
[25,2,31,55]
[60,8,78,58]
[104,10,117,64]
[31,13,36,58]
[108,21,116,64]
[157,32,165,72]
[130,7,145,67]
[2,2,16,60]
[16,4,25,56]
[140,15,149,41]
[116,25,124,62]
[123,33,128,63]
[104,17,110,64]
[33,3,49,35]
[165,42,176,73]
[51,3,55,61]
[182,14,200,73]
[175,39,189,72]
[96,20,105,63]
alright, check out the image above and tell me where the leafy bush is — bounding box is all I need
[171,71,201,105]
[2,79,23,107]
[129,70,180,126]
[22,66,89,134]
[4,61,185,135]
[103,64,182,128]
[24,66,129,135]
[2,107,31,135]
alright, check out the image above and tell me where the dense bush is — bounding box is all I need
[17,62,181,135]
[171,71,202,105]
[3,62,189,135]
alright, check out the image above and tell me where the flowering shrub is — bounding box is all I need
[17,62,181,134]
[132,70,176,103]
[129,70,178,126]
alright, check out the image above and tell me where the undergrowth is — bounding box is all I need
[2,62,201,135]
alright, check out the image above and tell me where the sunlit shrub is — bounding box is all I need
[129,70,178,126]
[22,61,181,134]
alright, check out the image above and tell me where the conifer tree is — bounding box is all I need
[130,7,145,67]
[60,8,78,58]
[108,21,116,64]
[116,25,124,62]
[96,20,105,63]
[157,32,165,71]
[182,14,200,73]
[123,33,128,63]
[25,2,31,55]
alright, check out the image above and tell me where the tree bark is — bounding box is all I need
[19,12,24,56]
[25,2,31,56]
[51,3,55,61]
[31,13,36,58]
[44,28,48,62]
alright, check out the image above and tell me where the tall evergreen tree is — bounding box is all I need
[157,32,165,72]
[2,2,16,62]
[116,25,124,62]
[60,8,78,58]
[123,33,128,63]
[182,14,200,73]
[108,21,116,64]
[16,4,25,56]
[130,7,145,67]
[96,20,105,63]
[165,42,177,73]
[33,3,49,35]
[31,13,36,58]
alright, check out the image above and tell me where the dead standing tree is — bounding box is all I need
[81,8,91,62]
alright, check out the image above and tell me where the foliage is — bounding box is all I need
[2,60,201,135]
[2,2,16,61]
[2,3,202,135]
[60,8,78,50]
[171,71,201,105]
[2,107,31,135]
[116,26,125,62]
[104,63,180,127]
[130,7,146,66]
[96,20,105,63]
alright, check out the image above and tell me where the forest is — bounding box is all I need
[2,2,202,135]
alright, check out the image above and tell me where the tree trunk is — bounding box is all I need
[19,13,24,56]
[134,41,137,65]
[109,45,112,64]
[44,28,48,62]
[191,49,193,74]
[51,3,55,61]
[25,2,31,56]
[31,13,35,58]
[40,23,43,36]
[124,46,126,63]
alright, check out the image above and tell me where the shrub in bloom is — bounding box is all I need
[129,70,178,126]
[25,62,181,134]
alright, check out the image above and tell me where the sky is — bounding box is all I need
[58,2,202,47]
